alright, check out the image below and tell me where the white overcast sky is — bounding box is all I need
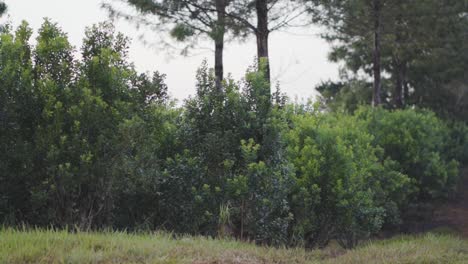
[2,0,339,101]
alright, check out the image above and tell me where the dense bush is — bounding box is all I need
[287,110,411,248]
[181,61,294,244]
[0,22,38,225]
[445,121,468,166]
[355,107,459,202]
[0,20,466,249]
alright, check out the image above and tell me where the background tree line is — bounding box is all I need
[103,0,467,117]
[0,0,467,249]
[313,0,467,116]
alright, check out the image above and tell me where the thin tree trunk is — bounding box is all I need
[401,62,409,105]
[394,61,404,108]
[240,199,244,240]
[372,0,382,107]
[393,2,404,108]
[214,0,226,91]
[255,0,271,84]
[214,40,224,91]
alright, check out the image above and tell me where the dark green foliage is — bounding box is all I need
[0,2,6,17]
[0,20,171,229]
[287,110,411,248]
[111,104,177,230]
[445,121,468,166]
[311,0,468,116]
[316,80,373,113]
[182,61,293,244]
[0,22,36,225]
[230,139,293,245]
[356,107,459,202]
[33,21,139,228]
[0,19,466,250]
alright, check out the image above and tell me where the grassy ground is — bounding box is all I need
[324,233,468,264]
[1,229,467,264]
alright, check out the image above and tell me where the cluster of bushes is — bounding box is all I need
[1,21,466,248]
[287,107,465,247]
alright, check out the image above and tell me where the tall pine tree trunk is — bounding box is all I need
[255,0,271,84]
[403,64,409,104]
[214,0,226,91]
[393,60,404,108]
[393,2,404,108]
[214,39,224,91]
[372,0,382,106]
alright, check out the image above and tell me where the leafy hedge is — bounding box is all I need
[1,20,466,249]
[355,107,459,202]
[285,107,462,248]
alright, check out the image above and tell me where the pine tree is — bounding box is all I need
[103,0,239,91]
[308,0,467,109]
[223,0,307,85]
[0,2,6,17]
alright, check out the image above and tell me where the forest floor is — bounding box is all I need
[1,229,468,264]
[434,167,468,237]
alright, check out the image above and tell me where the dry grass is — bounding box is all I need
[0,229,319,264]
[324,233,468,264]
[1,229,467,263]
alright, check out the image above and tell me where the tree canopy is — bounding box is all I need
[0,1,6,17]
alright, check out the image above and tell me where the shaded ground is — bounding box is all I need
[434,167,468,237]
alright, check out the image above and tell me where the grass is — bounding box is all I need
[0,229,319,264]
[324,234,468,264]
[1,229,467,264]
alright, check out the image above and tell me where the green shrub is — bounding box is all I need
[287,111,411,248]
[227,139,293,246]
[445,120,468,166]
[355,107,459,202]
[1,19,464,250]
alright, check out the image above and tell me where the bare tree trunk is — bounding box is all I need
[255,0,271,84]
[393,60,404,108]
[393,2,404,108]
[403,63,409,104]
[372,0,382,107]
[214,40,224,91]
[240,199,244,240]
[214,0,226,91]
